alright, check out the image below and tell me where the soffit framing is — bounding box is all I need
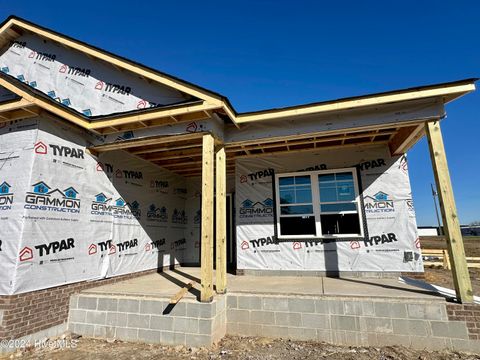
[88,121,426,178]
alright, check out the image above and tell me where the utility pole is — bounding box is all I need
[431,183,443,236]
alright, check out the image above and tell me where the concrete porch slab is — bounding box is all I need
[83,267,442,301]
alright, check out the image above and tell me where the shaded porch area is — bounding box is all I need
[81,266,441,301]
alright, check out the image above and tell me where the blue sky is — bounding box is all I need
[5,1,479,225]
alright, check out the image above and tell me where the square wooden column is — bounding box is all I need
[426,120,473,303]
[200,134,214,302]
[215,145,227,294]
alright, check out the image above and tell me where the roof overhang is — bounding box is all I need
[0,16,476,132]
[233,79,477,124]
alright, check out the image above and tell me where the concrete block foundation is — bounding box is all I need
[67,291,480,353]
[226,293,480,353]
[68,293,226,347]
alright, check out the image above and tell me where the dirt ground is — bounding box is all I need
[421,236,480,296]
[2,335,480,360]
[424,267,480,295]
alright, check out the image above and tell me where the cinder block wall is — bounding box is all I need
[68,293,227,347]
[0,268,158,343]
[226,293,480,353]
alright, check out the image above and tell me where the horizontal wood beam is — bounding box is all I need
[230,140,389,159]
[226,121,423,148]
[235,84,476,124]
[88,103,218,130]
[226,130,396,153]
[130,143,201,155]
[0,97,34,113]
[89,132,206,152]
[139,148,202,161]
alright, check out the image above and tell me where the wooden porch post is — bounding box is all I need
[200,134,214,302]
[425,120,473,303]
[215,145,227,294]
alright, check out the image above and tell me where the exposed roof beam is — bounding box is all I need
[89,132,205,152]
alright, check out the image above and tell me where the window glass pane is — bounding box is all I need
[319,186,337,202]
[296,189,312,203]
[337,183,355,201]
[319,174,335,183]
[280,216,316,235]
[318,172,356,203]
[279,176,312,205]
[280,189,295,204]
[321,203,357,212]
[281,205,313,215]
[320,213,361,235]
[279,177,294,186]
[335,172,353,181]
[295,176,311,185]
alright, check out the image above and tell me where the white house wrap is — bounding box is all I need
[3,16,476,300]
[235,146,422,272]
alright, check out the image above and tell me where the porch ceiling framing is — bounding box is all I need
[85,120,427,178]
[0,97,41,122]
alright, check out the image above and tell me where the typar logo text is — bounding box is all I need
[19,238,75,263]
[0,181,13,210]
[244,168,274,183]
[24,182,80,214]
[145,239,166,253]
[364,191,394,213]
[358,158,386,171]
[363,233,398,248]
[241,235,280,253]
[239,198,273,219]
[34,141,84,159]
[150,180,168,193]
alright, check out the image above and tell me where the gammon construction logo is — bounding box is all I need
[239,198,273,219]
[0,181,13,210]
[363,191,394,213]
[111,198,141,220]
[147,204,168,222]
[91,193,113,216]
[24,181,80,214]
[172,209,187,224]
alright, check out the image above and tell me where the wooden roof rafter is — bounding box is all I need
[0,97,40,122]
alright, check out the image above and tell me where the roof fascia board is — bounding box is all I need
[89,102,220,129]
[234,83,475,124]
[0,76,91,128]
[6,18,224,108]
[226,98,445,145]
[0,17,476,127]
[0,97,34,112]
[0,75,221,131]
